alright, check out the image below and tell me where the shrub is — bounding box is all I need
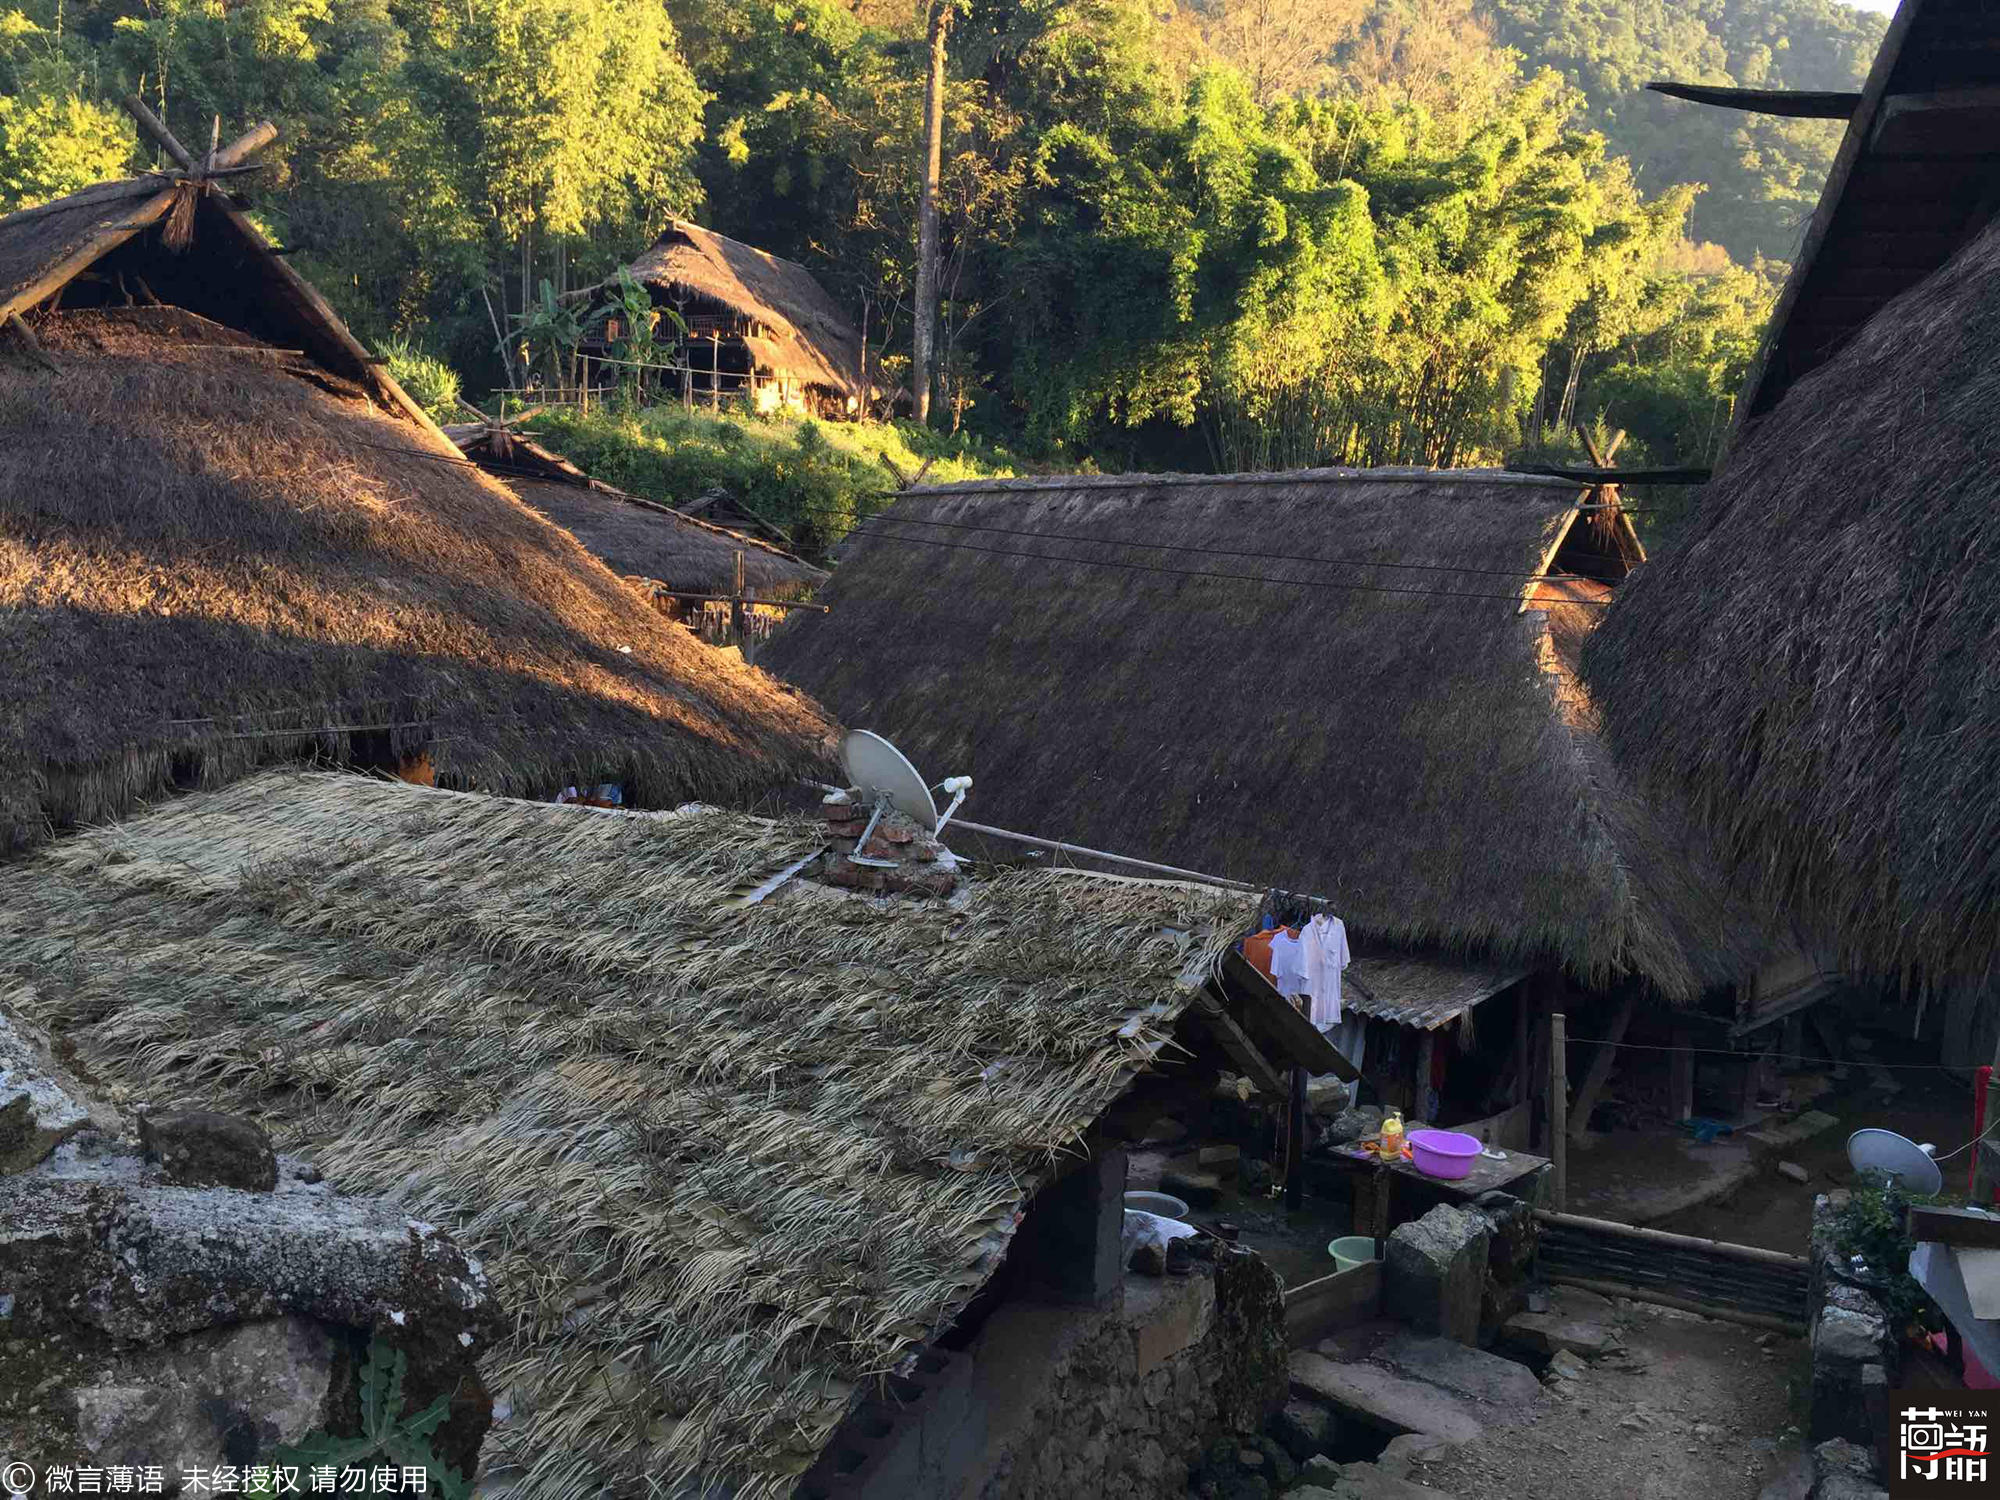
[380,339,463,424]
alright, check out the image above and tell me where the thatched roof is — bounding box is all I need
[0,769,1261,1498]
[1583,210,2000,989]
[1731,0,2000,431]
[0,177,836,851]
[446,425,828,601]
[763,469,1782,1000]
[625,220,863,396]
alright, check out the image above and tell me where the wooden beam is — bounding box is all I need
[1511,462,1712,486]
[1284,1261,1381,1344]
[1190,991,1286,1100]
[1568,992,1636,1142]
[1909,1205,2000,1250]
[213,120,277,172]
[0,189,175,322]
[121,95,193,172]
[1646,81,1860,119]
[1551,1012,1568,1211]
[1537,1209,1809,1270]
[1219,950,1358,1080]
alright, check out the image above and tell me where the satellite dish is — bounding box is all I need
[840,730,939,830]
[1848,1128,1943,1197]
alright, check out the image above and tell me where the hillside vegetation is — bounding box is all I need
[2,0,1882,476]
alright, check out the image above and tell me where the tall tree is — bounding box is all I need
[912,0,952,423]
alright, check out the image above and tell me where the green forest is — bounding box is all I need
[0,0,1884,476]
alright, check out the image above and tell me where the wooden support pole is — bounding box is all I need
[730,552,748,651]
[1513,991,1530,1107]
[122,95,193,171]
[1536,1209,1810,1269]
[1669,1024,1695,1123]
[1285,1066,1306,1211]
[212,121,278,171]
[1551,1012,1568,1211]
[1568,992,1635,1142]
[1974,1028,2000,1204]
[1415,1030,1437,1123]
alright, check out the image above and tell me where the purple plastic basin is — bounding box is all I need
[1408,1129,1482,1180]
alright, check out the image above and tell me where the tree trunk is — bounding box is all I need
[912,0,951,426]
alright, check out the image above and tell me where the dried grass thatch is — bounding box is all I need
[626,221,862,396]
[448,425,827,601]
[765,469,1784,999]
[0,769,1256,1498]
[1583,211,2000,988]
[0,178,836,850]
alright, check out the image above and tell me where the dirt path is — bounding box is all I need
[1413,1295,1809,1500]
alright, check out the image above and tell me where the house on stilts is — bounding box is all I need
[762,468,1814,1147]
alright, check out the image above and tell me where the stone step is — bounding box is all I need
[1742,1109,1841,1153]
[1287,1351,1484,1445]
[1498,1309,1621,1359]
[1366,1331,1541,1410]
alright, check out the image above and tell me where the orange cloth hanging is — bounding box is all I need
[1241,927,1298,984]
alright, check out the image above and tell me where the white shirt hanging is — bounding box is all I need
[1301,914,1351,1030]
[1268,929,1311,999]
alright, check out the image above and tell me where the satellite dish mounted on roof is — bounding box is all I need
[836,730,971,867]
[1848,1128,1943,1198]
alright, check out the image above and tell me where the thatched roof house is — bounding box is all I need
[446,424,827,602]
[1716,0,2000,430]
[762,469,1773,1005]
[2,768,1321,1497]
[604,220,864,408]
[0,174,834,850]
[1583,210,2000,993]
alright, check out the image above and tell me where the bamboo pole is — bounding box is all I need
[1551,1012,1568,1211]
[1536,1210,1810,1269]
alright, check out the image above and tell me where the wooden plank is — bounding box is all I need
[1568,992,1636,1142]
[1190,992,1286,1100]
[1910,1205,2000,1250]
[1646,81,1859,118]
[1284,1261,1381,1345]
[1219,950,1357,1080]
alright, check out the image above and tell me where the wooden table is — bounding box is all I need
[1317,1135,1552,1239]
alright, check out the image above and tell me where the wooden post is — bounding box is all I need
[1513,990,1531,1107]
[1415,1030,1437,1124]
[1285,1065,1306,1211]
[1781,1013,1804,1072]
[1975,1029,2000,1204]
[711,333,720,411]
[1669,1024,1695,1123]
[1568,991,1636,1142]
[730,552,748,651]
[1551,1012,1568,1211]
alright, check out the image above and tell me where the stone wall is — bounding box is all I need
[1807,1193,1896,1449]
[973,1247,1287,1500]
[0,1008,497,1491]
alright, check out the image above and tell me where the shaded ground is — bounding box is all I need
[1415,1291,1810,1500]
[1568,1019,1974,1251]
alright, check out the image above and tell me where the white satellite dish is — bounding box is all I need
[1848,1128,1943,1197]
[841,730,938,830]
[834,731,972,869]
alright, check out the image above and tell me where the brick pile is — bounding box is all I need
[818,795,960,898]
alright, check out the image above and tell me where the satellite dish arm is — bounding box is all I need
[933,776,972,836]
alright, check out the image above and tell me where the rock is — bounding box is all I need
[0,1010,121,1174]
[1318,1463,1448,1499]
[1378,1431,1458,1471]
[1255,1433,1298,1488]
[1305,1077,1352,1116]
[1238,1447,1267,1470]
[1287,1352,1483,1445]
[1138,1116,1187,1146]
[1546,1349,1588,1382]
[1270,1397,1336,1462]
[1779,1161,1811,1184]
[69,1315,335,1470]
[1811,1285,1889,1446]
[1526,1290,1550,1314]
[1163,1166,1226,1209]
[1369,1331,1541,1410]
[1813,1439,1875,1480]
[1201,1144,1243,1167]
[1759,1332,1778,1348]
[1131,1241,1167,1276]
[1287,1489,1342,1500]
[1301,1454,1343,1485]
[1382,1204,1489,1346]
[1500,1310,1620,1360]
[140,1109,278,1192]
[1239,1157,1275,1195]
[1757,1453,1815,1500]
[1813,1477,1887,1500]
